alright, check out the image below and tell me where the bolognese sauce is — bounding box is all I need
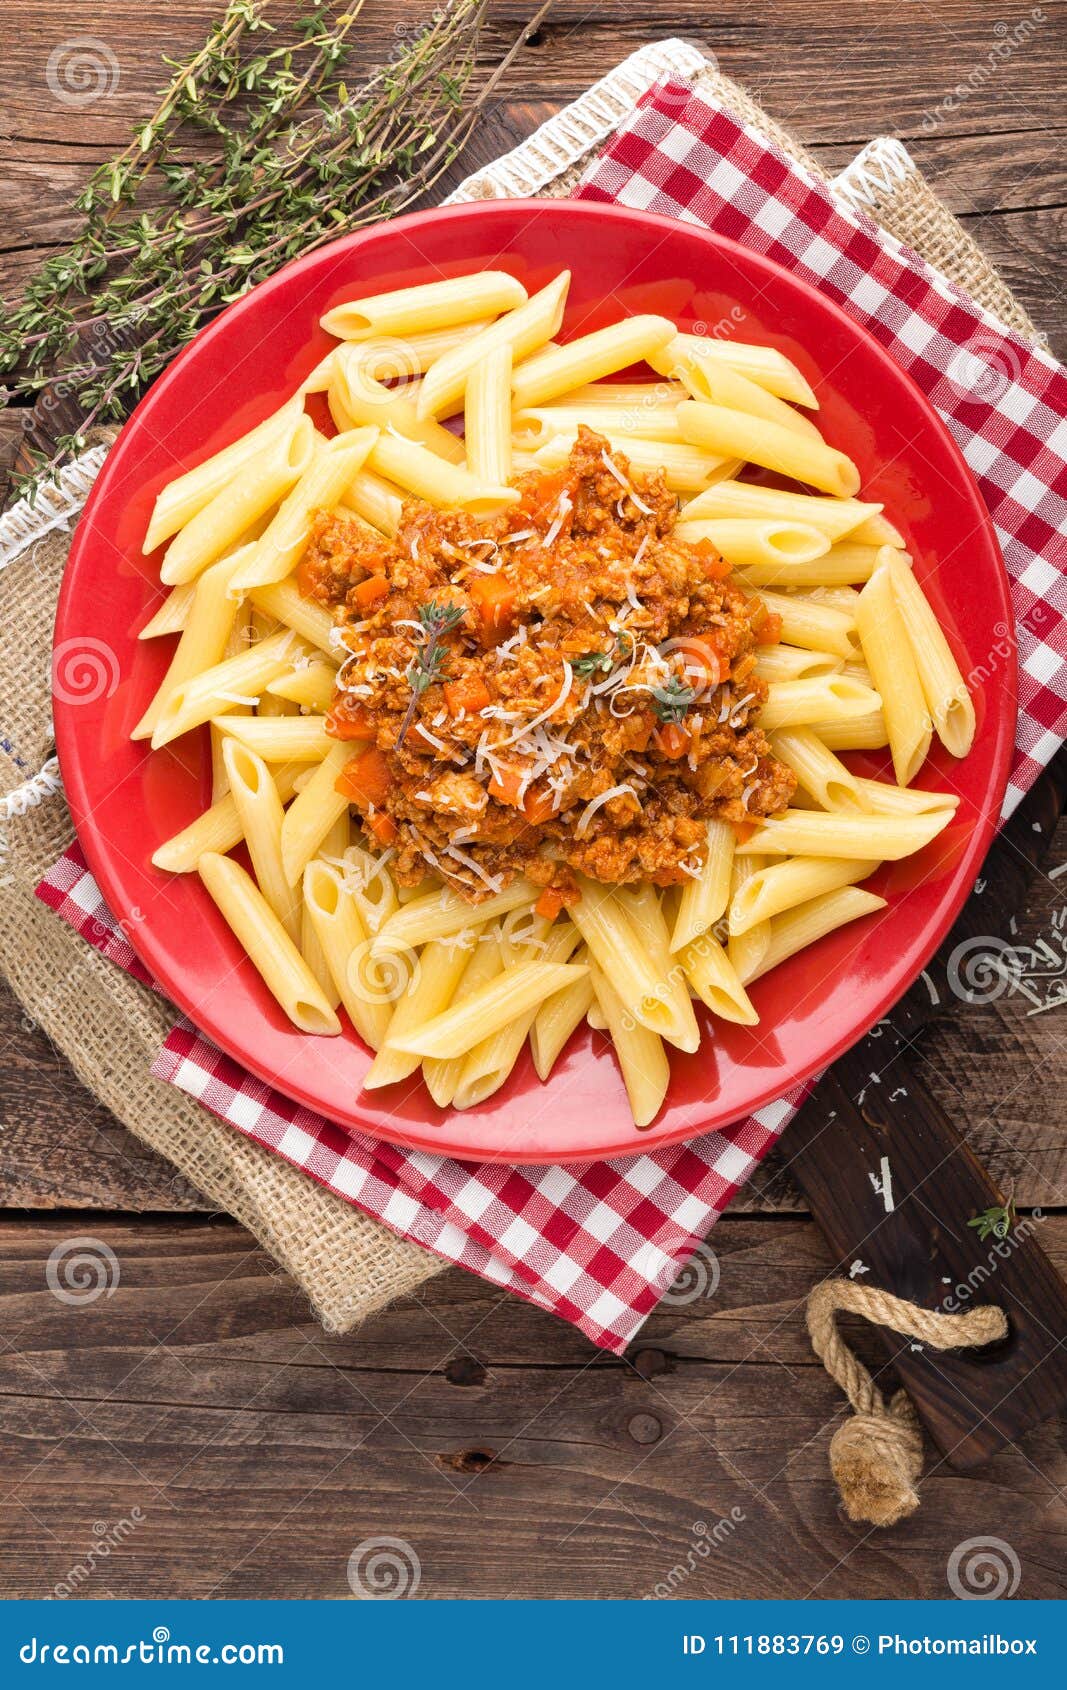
[299,426,795,902]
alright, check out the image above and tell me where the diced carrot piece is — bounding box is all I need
[327,703,373,740]
[353,574,389,609]
[487,764,524,808]
[655,723,690,760]
[756,611,783,646]
[694,537,732,580]
[365,810,397,846]
[468,574,516,639]
[522,785,558,826]
[336,745,392,809]
[730,819,758,845]
[443,673,492,715]
[534,886,564,922]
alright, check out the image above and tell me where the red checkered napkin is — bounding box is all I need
[38,80,1067,1353]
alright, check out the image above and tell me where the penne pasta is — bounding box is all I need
[568,878,691,1044]
[855,557,933,785]
[675,518,829,574]
[301,859,391,1050]
[886,549,976,758]
[211,714,334,763]
[726,854,771,985]
[159,413,315,585]
[321,271,528,341]
[280,740,353,887]
[677,401,860,498]
[544,379,686,409]
[587,960,669,1128]
[133,548,250,740]
[759,675,882,734]
[423,932,506,1107]
[849,776,960,817]
[353,320,497,379]
[751,586,857,660]
[755,644,843,684]
[619,885,700,1054]
[341,468,405,537]
[810,709,890,751]
[266,662,337,712]
[369,430,516,516]
[151,628,311,748]
[364,933,482,1089]
[247,580,339,659]
[669,354,823,441]
[514,402,685,446]
[151,761,306,873]
[733,540,887,589]
[453,919,582,1107]
[737,807,952,861]
[223,739,301,941]
[386,962,588,1060]
[138,582,196,639]
[197,851,341,1035]
[510,315,677,409]
[228,428,378,591]
[679,929,758,1025]
[649,335,818,408]
[670,819,734,953]
[529,943,595,1083]
[373,881,536,954]
[416,272,571,420]
[143,395,304,554]
[747,887,888,982]
[329,351,465,463]
[768,726,872,812]
[681,480,883,540]
[465,342,512,486]
[728,853,878,935]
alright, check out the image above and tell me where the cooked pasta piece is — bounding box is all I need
[677,401,859,498]
[301,859,392,1049]
[514,402,685,446]
[266,662,337,712]
[747,887,888,982]
[373,880,536,953]
[198,851,341,1034]
[211,714,334,763]
[759,675,881,735]
[752,587,857,659]
[133,548,249,740]
[768,727,872,812]
[568,879,691,1044]
[416,272,571,419]
[228,428,378,591]
[670,819,734,953]
[320,271,528,341]
[678,930,758,1025]
[809,710,890,751]
[223,740,301,942]
[160,414,314,585]
[728,854,878,935]
[587,961,670,1128]
[510,315,677,409]
[886,549,976,758]
[280,741,353,886]
[682,480,883,541]
[329,352,465,463]
[725,854,771,985]
[341,468,405,536]
[424,932,507,1107]
[369,431,516,516]
[247,579,340,661]
[738,807,952,861]
[534,431,729,493]
[855,558,933,786]
[530,943,596,1082]
[755,644,843,684]
[649,335,817,407]
[151,628,311,748]
[676,518,829,574]
[138,582,196,639]
[385,962,588,1060]
[849,776,960,817]
[619,885,700,1053]
[669,354,823,441]
[151,761,306,872]
[465,342,512,485]
[144,395,304,554]
[364,933,483,1089]
[453,918,582,1107]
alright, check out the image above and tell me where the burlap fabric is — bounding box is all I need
[0,41,1042,1334]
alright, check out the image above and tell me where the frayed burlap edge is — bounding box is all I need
[0,40,1046,1335]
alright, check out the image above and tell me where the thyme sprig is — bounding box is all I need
[397,599,466,746]
[3,0,552,495]
[968,1198,1017,1243]
[652,674,697,725]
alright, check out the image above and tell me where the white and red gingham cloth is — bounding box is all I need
[38,81,1067,1353]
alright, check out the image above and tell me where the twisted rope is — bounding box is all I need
[806,1280,1008,1527]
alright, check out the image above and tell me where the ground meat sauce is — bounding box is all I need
[299,427,795,902]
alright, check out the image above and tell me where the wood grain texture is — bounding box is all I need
[0,0,1065,1601]
[0,1216,1064,1600]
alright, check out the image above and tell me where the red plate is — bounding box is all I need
[54,200,1014,1164]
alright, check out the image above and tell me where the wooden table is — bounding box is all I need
[2,0,1066,1601]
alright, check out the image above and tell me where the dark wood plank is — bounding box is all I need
[0,1215,1064,1600]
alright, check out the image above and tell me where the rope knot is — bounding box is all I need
[807,1279,1007,1528]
